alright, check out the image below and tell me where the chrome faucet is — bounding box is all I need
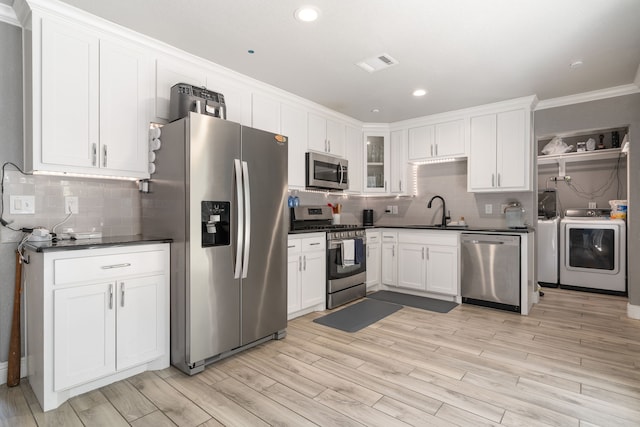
[427,195,450,227]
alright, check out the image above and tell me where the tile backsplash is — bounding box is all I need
[2,171,140,237]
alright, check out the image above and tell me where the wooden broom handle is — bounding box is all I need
[7,250,22,387]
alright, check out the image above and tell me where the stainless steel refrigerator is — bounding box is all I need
[142,112,288,375]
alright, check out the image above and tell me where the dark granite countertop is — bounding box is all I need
[289,225,535,234]
[377,225,535,234]
[24,235,172,252]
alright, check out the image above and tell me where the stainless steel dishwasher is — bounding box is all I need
[461,233,521,312]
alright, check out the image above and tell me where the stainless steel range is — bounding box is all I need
[290,206,367,309]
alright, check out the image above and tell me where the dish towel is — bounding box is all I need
[354,238,364,264]
[342,239,355,267]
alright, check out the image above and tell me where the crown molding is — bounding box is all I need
[0,3,20,27]
[535,84,640,111]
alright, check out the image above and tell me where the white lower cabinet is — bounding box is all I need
[24,243,170,411]
[365,230,381,290]
[396,231,458,295]
[381,231,398,286]
[287,233,326,319]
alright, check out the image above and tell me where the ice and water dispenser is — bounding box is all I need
[201,201,230,247]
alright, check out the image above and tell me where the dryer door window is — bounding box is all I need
[567,227,616,272]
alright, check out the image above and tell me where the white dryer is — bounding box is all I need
[537,217,559,286]
[560,209,626,294]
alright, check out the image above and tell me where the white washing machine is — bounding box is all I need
[537,217,559,286]
[560,209,626,294]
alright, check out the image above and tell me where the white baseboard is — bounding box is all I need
[627,303,640,320]
[0,358,27,385]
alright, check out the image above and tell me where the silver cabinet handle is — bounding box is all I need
[422,247,425,260]
[120,282,125,307]
[435,144,438,156]
[384,181,387,191]
[241,160,251,279]
[309,242,321,246]
[427,247,430,260]
[492,173,495,187]
[101,263,131,269]
[367,247,370,258]
[92,143,97,166]
[233,159,244,279]
[430,145,433,157]
[399,180,402,192]
[288,244,295,248]
[303,255,307,271]
[109,284,114,310]
[325,139,328,152]
[497,173,501,187]
[328,139,331,153]
[392,245,395,257]
[299,255,302,271]
[103,145,108,167]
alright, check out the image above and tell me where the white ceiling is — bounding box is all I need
[12,0,640,122]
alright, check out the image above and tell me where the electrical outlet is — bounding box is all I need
[485,204,493,215]
[65,196,79,214]
[9,195,35,214]
[392,205,398,214]
[588,202,597,209]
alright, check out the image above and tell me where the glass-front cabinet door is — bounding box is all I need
[364,132,389,193]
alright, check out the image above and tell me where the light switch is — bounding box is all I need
[9,195,35,214]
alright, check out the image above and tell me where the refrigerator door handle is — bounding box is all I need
[234,159,244,279]
[241,160,251,279]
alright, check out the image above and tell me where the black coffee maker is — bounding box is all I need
[362,209,374,226]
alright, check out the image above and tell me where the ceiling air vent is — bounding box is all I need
[356,53,399,73]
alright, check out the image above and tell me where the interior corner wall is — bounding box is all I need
[533,93,640,307]
[0,20,24,364]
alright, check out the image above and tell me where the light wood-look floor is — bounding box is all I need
[2,288,640,426]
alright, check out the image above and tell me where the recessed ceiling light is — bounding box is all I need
[294,6,320,22]
[570,60,584,69]
[413,89,427,97]
[371,108,380,113]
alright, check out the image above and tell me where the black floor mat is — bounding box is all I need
[367,290,458,313]
[312,298,402,332]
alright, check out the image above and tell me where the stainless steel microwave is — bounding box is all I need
[305,152,348,191]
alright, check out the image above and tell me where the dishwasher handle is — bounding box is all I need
[466,239,504,245]
[461,233,520,247]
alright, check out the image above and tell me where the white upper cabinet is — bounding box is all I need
[281,103,307,188]
[345,125,363,193]
[29,14,152,178]
[408,125,434,160]
[390,129,409,194]
[99,39,152,175]
[468,108,531,192]
[40,17,99,170]
[434,120,465,157]
[251,92,281,134]
[408,119,465,161]
[308,113,345,157]
[364,132,390,193]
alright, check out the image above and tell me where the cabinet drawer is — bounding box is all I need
[399,231,458,246]
[287,239,301,254]
[302,236,326,252]
[366,232,381,243]
[382,232,398,243]
[54,250,165,285]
